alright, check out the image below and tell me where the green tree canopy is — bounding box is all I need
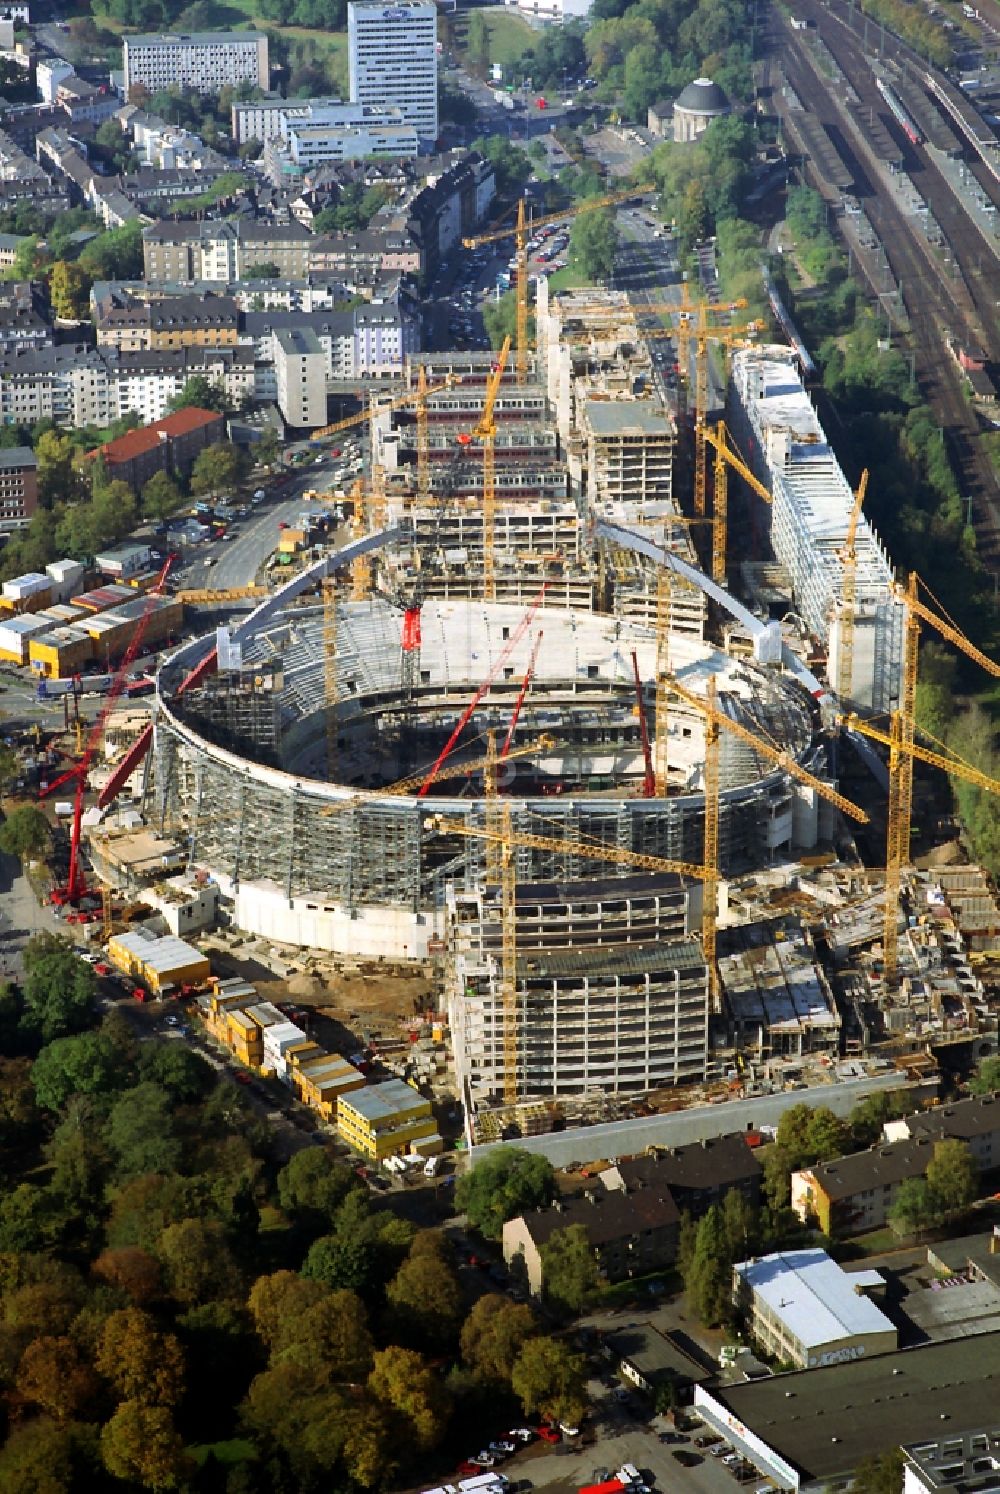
[460,1292,538,1383]
[511,1336,588,1427]
[168,376,232,415]
[539,1223,601,1316]
[970,1057,1000,1097]
[32,1031,131,1113]
[925,1138,978,1221]
[568,206,619,281]
[455,1148,556,1239]
[20,938,96,1045]
[0,805,51,866]
[191,442,244,498]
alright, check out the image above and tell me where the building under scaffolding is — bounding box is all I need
[727,344,904,713]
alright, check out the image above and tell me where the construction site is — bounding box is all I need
[53,243,1000,1142]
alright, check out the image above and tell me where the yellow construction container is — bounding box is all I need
[336,1078,442,1161]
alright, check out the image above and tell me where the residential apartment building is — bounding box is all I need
[88,406,225,491]
[602,1134,763,1219]
[273,327,327,429]
[503,1187,681,1297]
[95,293,239,353]
[348,0,438,143]
[243,302,415,381]
[142,218,313,282]
[0,342,253,429]
[123,31,269,97]
[792,1094,1000,1235]
[0,446,37,538]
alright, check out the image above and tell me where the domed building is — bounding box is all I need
[671,76,730,143]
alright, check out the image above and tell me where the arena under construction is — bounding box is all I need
[145,325,881,1107]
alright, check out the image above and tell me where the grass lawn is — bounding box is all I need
[480,10,536,67]
[595,1268,682,1308]
[546,265,591,292]
[189,1440,256,1469]
[836,1227,902,1257]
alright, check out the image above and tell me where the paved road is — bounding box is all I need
[0,839,65,982]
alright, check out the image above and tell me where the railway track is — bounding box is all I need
[768,1,1000,558]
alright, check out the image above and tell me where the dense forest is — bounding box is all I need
[0,936,591,1492]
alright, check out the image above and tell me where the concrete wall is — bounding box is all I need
[230,878,447,958]
[471,1073,939,1166]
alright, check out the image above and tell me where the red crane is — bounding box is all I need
[500,629,542,761]
[417,584,548,798]
[39,558,174,904]
[632,650,655,799]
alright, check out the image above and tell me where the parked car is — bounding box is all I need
[536,1426,560,1444]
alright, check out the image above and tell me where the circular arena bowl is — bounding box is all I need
[153,597,827,957]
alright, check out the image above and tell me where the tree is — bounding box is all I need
[254,430,280,472]
[247,1270,327,1354]
[20,939,96,1044]
[849,1089,912,1146]
[141,471,183,523]
[0,1057,40,1151]
[156,1217,238,1306]
[95,1308,186,1408]
[79,220,143,280]
[276,1147,363,1232]
[386,1236,464,1350]
[853,1448,907,1494]
[137,1041,214,1102]
[970,1057,1000,1097]
[539,1223,600,1316]
[511,1336,588,1427]
[48,260,92,320]
[302,1232,370,1293]
[191,442,243,499]
[0,804,50,865]
[17,1335,98,1420]
[804,1106,852,1163]
[678,177,709,256]
[107,1083,182,1180]
[761,1144,794,1211]
[889,1177,938,1239]
[774,1103,813,1169]
[568,206,618,281]
[685,1204,732,1326]
[281,1289,374,1385]
[100,1400,190,1490]
[168,376,232,415]
[460,1293,538,1383]
[455,1148,556,1239]
[0,1419,97,1493]
[32,1030,129,1112]
[483,291,526,351]
[368,1345,451,1452]
[92,1246,162,1305]
[471,136,532,197]
[925,1138,978,1221]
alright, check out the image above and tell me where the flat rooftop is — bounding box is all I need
[584,397,675,438]
[708,1332,1000,1483]
[734,1249,894,1351]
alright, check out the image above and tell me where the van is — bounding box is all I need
[618,1465,641,1485]
[423,1155,441,1178]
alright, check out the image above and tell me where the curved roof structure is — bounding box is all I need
[675,76,729,115]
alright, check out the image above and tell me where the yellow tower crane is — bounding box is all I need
[416,364,430,503]
[427,812,714,1104]
[462,188,653,385]
[664,671,870,827]
[700,421,774,584]
[834,470,869,706]
[873,572,1000,986]
[318,735,554,815]
[470,334,511,603]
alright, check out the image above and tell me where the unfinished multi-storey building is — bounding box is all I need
[727,344,904,713]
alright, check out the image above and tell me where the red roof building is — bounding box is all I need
[88,407,225,492]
